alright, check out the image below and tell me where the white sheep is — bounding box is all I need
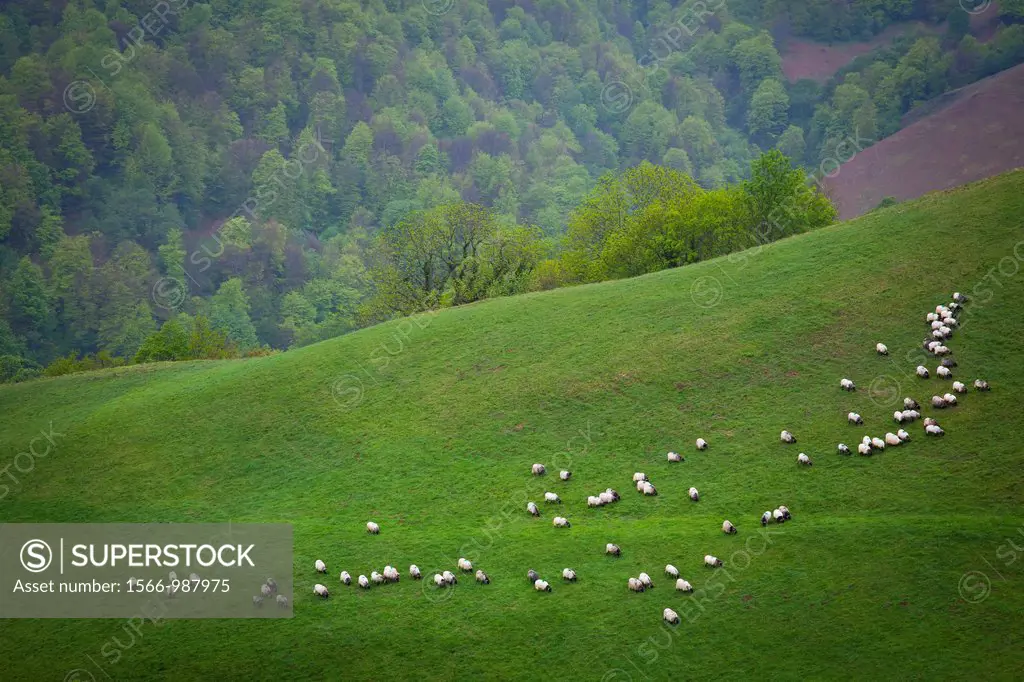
[798,453,812,466]
[704,555,723,568]
[432,574,444,587]
[837,443,851,455]
[642,481,658,496]
[924,417,938,427]
[689,487,699,502]
[848,412,863,425]
[871,437,886,450]
[902,410,920,422]
[475,570,490,584]
[696,438,708,451]
[952,381,966,394]
[587,495,602,508]
[638,572,653,588]
[937,366,952,378]
[840,378,856,391]
[534,579,551,592]
[313,583,329,599]
[665,564,680,578]
[560,470,571,481]
[862,436,872,445]
[931,320,943,330]
[366,521,380,535]
[442,571,457,585]
[628,577,644,592]
[276,594,288,608]
[562,568,577,582]
[384,566,399,582]
[876,343,888,355]
[893,411,905,424]
[636,479,646,493]
[599,491,614,505]
[663,607,681,625]
[606,488,620,501]
[943,393,958,406]
[675,579,694,593]
[780,506,791,520]
[315,560,327,574]
[340,571,352,585]
[252,595,264,608]
[527,501,540,516]
[633,472,648,482]
[943,317,957,327]
[926,312,939,322]
[917,366,930,378]
[359,574,370,589]
[371,571,384,585]
[939,325,952,338]
[762,511,772,526]
[780,430,796,444]
[261,584,271,598]
[885,433,901,446]
[606,543,621,556]
[932,330,945,340]
[858,442,872,456]
[773,508,785,523]
[409,565,421,580]
[532,463,546,476]
[458,558,473,572]
[934,345,951,356]
[953,292,967,303]
[553,516,571,528]
[722,520,737,534]
[544,491,561,504]
[974,379,991,391]
[904,397,920,410]
[897,429,910,442]
[931,395,947,408]
[667,451,683,463]
[925,424,945,436]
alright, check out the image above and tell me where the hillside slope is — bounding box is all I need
[824,64,1024,219]
[2,173,1024,680]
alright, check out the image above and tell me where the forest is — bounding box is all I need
[2,0,1023,381]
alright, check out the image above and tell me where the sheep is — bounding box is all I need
[188,572,201,583]
[534,579,551,592]
[840,378,856,391]
[544,491,562,504]
[628,578,645,592]
[974,379,991,391]
[941,358,957,368]
[943,393,958,406]
[634,572,652,589]
[532,463,546,476]
[527,569,540,583]
[410,565,421,580]
[696,438,708,451]
[858,442,872,456]
[371,571,385,585]
[633,472,648,482]
[897,429,910,442]
[925,424,945,436]
[253,595,263,607]
[932,395,947,408]
[366,521,380,535]
[931,320,943,331]
[943,317,958,328]
[384,566,400,582]
[562,568,577,582]
[169,571,178,582]
[553,516,571,528]
[924,417,938,427]
[265,578,277,594]
[688,487,699,502]
[722,520,737,534]
[952,381,966,394]
[876,343,888,355]
[606,488,621,501]
[606,544,621,557]
[276,594,289,608]
[315,560,327,574]
[862,435,872,445]
[762,511,772,526]
[926,312,939,323]
[924,339,938,351]
[587,495,601,508]
[773,508,786,523]
[871,437,886,451]
[642,481,658,496]
[932,330,945,340]
[917,366,930,378]
[939,325,952,338]
[837,443,851,456]
[433,574,444,587]
[599,491,614,505]
[902,410,920,422]
[458,558,473,572]
[560,470,571,481]
[953,292,968,303]
[527,501,540,517]
[313,584,329,599]
[442,571,457,585]
[848,412,863,425]
[359,574,370,589]
[798,453,812,466]
[781,430,797,444]
[934,345,951,356]
[665,564,680,578]
[636,480,646,493]
[667,451,683,463]
[261,583,272,598]
[937,366,952,378]
[779,505,791,520]
[704,555,723,568]
[475,570,490,584]
[904,397,920,410]
[885,432,901,446]
[664,608,681,625]
[893,411,905,424]
[675,579,694,593]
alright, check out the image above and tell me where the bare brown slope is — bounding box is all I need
[822,63,1024,220]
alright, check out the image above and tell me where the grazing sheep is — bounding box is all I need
[433,574,444,587]
[642,481,658,496]
[562,568,577,582]
[188,573,201,583]
[902,410,920,422]
[315,560,327,574]
[779,505,792,520]
[941,358,957,368]
[599,491,614,505]
[885,433,901,446]
[664,607,681,625]
[313,584,329,599]
[943,393,958,406]
[544,492,562,504]
[587,495,602,508]
[340,570,353,585]
[871,437,886,451]
[606,488,621,501]
[442,571,457,585]
[798,453,812,466]
[261,584,272,598]
[974,379,991,391]
[534,579,551,592]
[773,508,785,523]
[689,487,699,502]
[917,366,930,378]
[931,320,944,331]
[924,417,938,427]
[384,566,400,582]
[553,516,571,528]
[458,558,473,572]
[858,442,872,456]
[667,451,683,463]
[926,424,945,436]
[476,570,490,584]
[722,520,737,534]
[636,480,646,493]
[924,339,937,351]
[876,343,888,355]
[893,411,905,424]
[633,472,648,482]
[528,569,540,583]
[704,555,723,568]
[939,325,952,338]
[253,595,263,607]
[675,579,694,593]
[848,412,863,425]
[560,470,571,481]
[276,594,289,608]
[639,572,653,588]
[696,438,708,451]
[780,430,796,444]
[932,395,947,408]
[628,578,645,593]
[897,429,910,442]
[943,317,958,328]
[937,366,952,378]
[934,345,951,356]
[904,397,920,410]
[366,521,380,535]
[371,571,384,585]
[952,381,966,393]
[359,575,370,589]
[762,511,773,526]
[953,292,967,303]
[532,463,546,476]
[265,578,277,594]
[606,544,621,557]
[838,443,851,455]
[527,501,540,516]
[926,312,939,322]
[840,378,856,391]
[410,565,421,580]
[665,564,680,578]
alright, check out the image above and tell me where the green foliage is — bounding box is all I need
[209,278,258,350]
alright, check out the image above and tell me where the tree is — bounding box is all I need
[158,227,187,282]
[776,126,806,163]
[7,256,51,357]
[210,278,258,349]
[621,102,677,162]
[743,150,836,240]
[747,79,790,140]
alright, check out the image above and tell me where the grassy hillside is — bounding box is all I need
[2,172,1024,681]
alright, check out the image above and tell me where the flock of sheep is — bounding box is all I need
[305,291,989,627]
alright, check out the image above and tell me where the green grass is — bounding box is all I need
[3,172,1024,681]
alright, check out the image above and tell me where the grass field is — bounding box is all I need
[2,172,1024,681]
